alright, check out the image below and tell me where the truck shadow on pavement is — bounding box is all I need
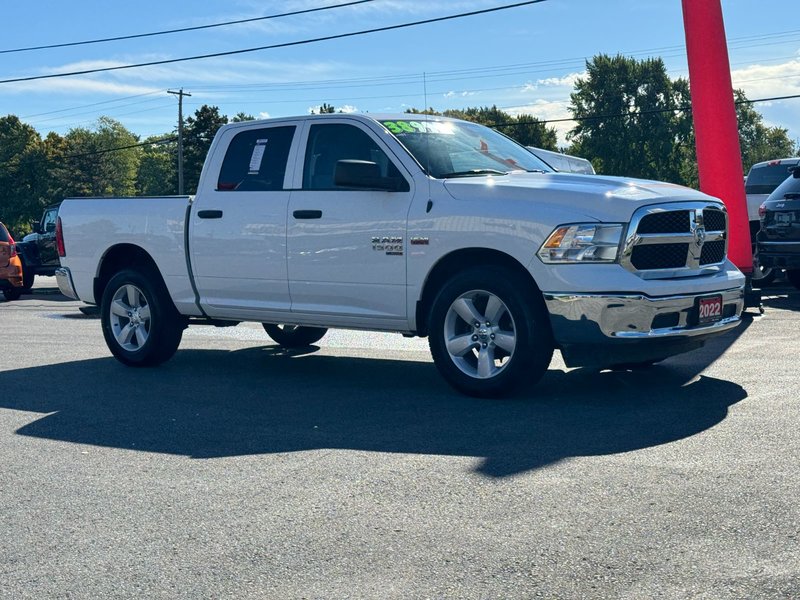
[1,318,752,478]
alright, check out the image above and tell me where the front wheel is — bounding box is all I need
[787,269,800,290]
[262,323,327,347]
[101,269,185,367]
[428,267,553,398]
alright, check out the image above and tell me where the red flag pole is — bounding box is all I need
[681,0,752,275]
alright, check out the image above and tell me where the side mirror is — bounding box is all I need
[29,220,40,234]
[793,165,800,179]
[45,222,56,233]
[334,160,407,192]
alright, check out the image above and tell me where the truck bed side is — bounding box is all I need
[58,196,201,315]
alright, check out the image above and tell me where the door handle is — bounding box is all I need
[293,210,323,219]
[197,210,223,219]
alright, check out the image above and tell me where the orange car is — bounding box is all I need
[1,222,24,301]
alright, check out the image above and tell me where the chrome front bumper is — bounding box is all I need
[55,267,79,300]
[543,286,744,367]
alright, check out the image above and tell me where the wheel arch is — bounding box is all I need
[415,247,548,337]
[94,244,169,305]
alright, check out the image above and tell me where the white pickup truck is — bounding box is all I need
[56,113,745,397]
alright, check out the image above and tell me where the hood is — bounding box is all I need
[442,172,717,222]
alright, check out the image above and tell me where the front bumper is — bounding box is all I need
[544,286,744,367]
[55,267,79,300]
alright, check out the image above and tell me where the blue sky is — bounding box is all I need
[1,0,798,147]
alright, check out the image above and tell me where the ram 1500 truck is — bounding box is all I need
[55,114,745,397]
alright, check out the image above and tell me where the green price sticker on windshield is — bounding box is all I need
[381,120,453,135]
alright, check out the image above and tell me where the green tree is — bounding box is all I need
[58,117,141,197]
[735,90,796,172]
[136,137,177,196]
[183,105,228,194]
[0,115,53,232]
[568,54,691,181]
[232,112,256,122]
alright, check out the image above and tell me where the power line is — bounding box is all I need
[0,0,378,55]
[0,1,548,85]
[20,91,165,119]
[490,93,800,128]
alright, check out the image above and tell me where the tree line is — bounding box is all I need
[1,54,795,234]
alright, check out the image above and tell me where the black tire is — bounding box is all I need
[427,266,553,398]
[3,287,22,301]
[100,268,185,367]
[262,323,327,347]
[787,269,800,290]
[21,268,34,293]
[750,250,776,288]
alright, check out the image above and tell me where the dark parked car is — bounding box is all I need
[745,159,800,285]
[756,168,800,290]
[17,203,61,290]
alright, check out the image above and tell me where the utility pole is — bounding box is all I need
[167,89,191,195]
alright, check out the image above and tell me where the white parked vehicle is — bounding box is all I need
[526,146,595,174]
[55,114,745,397]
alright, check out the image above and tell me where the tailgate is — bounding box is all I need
[762,197,800,242]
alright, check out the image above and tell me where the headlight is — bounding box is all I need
[537,223,623,264]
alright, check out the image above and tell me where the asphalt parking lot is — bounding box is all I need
[1,278,798,599]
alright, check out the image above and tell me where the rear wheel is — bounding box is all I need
[750,262,775,287]
[427,266,553,398]
[262,323,327,347]
[787,269,800,290]
[21,269,34,292]
[3,288,21,301]
[101,269,185,366]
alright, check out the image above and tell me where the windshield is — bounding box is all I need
[380,119,552,178]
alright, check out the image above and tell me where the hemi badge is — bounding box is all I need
[410,237,429,246]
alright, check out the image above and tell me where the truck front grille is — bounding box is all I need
[621,202,728,278]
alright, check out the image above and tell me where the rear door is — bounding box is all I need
[189,121,301,320]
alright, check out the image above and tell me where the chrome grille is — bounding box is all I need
[621,202,728,278]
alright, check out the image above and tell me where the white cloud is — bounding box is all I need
[521,72,584,93]
[258,111,271,119]
[731,59,800,99]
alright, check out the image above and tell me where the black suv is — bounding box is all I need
[757,169,800,289]
[16,203,61,290]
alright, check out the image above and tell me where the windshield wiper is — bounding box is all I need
[438,169,508,178]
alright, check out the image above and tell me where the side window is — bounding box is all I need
[42,209,57,232]
[302,123,403,190]
[217,126,295,192]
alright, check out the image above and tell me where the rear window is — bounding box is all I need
[745,161,798,195]
[0,223,10,243]
[766,173,800,202]
[217,126,295,191]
